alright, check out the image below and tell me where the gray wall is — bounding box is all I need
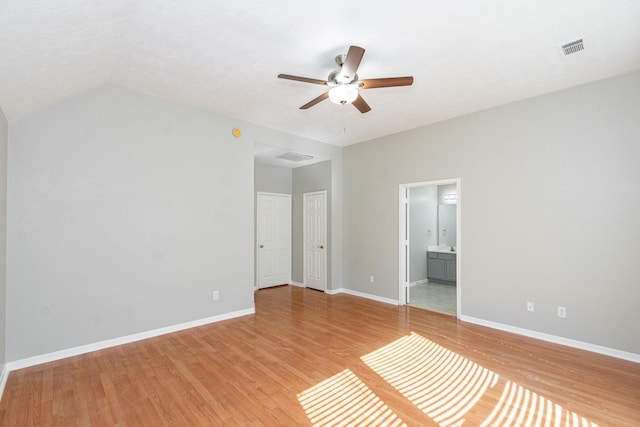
[254,162,292,194]
[6,85,256,361]
[0,106,7,368]
[292,160,332,287]
[409,186,437,282]
[343,71,640,354]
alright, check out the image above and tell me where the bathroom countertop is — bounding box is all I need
[427,247,457,254]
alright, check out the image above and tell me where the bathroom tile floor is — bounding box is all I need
[409,281,457,316]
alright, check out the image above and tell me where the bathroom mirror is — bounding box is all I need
[438,204,457,248]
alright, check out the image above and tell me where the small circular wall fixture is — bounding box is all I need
[232,127,242,138]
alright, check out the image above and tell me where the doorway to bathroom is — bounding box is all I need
[399,179,460,317]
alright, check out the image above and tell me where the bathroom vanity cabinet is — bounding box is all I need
[427,251,456,284]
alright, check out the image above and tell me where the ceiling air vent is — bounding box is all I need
[561,39,584,56]
[277,152,314,162]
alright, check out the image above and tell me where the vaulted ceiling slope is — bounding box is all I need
[1,1,639,146]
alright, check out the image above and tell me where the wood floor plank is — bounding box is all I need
[1,285,638,426]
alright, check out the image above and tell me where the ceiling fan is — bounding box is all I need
[277,45,413,113]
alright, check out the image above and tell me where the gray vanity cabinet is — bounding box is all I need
[445,257,457,282]
[427,252,456,283]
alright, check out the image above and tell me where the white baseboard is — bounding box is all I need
[6,307,256,372]
[324,288,638,364]
[329,288,399,306]
[461,315,640,364]
[0,364,8,402]
[289,281,305,288]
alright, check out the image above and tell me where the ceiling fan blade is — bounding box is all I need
[359,76,414,89]
[300,92,329,109]
[352,94,371,113]
[278,74,328,85]
[339,45,365,82]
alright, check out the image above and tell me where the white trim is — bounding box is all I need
[6,307,255,372]
[289,281,305,288]
[405,186,410,304]
[461,315,640,364]
[0,364,8,402]
[329,288,399,306]
[398,186,407,304]
[456,180,462,317]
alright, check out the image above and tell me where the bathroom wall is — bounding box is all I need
[438,184,457,205]
[437,184,457,248]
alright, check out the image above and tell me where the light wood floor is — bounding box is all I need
[1,285,638,426]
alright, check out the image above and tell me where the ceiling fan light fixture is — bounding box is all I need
[328,84,358,105]
[277,45,413,113]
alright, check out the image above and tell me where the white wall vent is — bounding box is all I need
[561,39,585,56]
[277,152,314,162]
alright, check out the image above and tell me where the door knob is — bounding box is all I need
[319,245,324,249]
[259,245,264,248]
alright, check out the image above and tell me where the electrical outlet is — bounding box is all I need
[527,302,535,312]
[213,290,220,301]
[369,275,374,283]
[557,306,567,318]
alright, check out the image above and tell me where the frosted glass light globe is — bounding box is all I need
[328,84,359,105]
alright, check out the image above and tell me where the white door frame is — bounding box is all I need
[303,190,327,291]
[256,192,292,289]
[399,178,462,318]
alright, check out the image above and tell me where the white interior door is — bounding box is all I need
[303,191,327,291]
[257,193,291,289]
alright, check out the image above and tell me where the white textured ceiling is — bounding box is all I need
[1,0,639,147]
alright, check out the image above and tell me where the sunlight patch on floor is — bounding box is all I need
[297,369,406,427]
[361,332,598,427]
[480,380,591,427]
[362,332,497,426]
[298,332,598,426]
